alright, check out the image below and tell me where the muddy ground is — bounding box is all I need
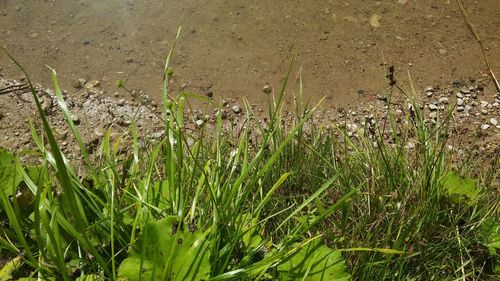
[1,0,499,106]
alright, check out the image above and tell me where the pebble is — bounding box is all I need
[186,138,195,147]
[232,105,242,114]
[85,80,101,89]
[205,89,214,98]
[456,99,464,106]
[195,119,204,127]
[456,106,464,112]
[461,87,471,94]
[428,104,438,111]
[398,0,408,5]
[481,124,490,130]
[438,97,449,104]
[481,109,488,115]
[456,92,463,99]
[426,91,433,98]
[71,114,80,124]
[424,86,434,92]
[72,79,83,89]
[263,85,272,94]
[117,99,126,106]
[490,118,498,126]
[216,109,228,119]
[480,101,489,108]
[94,126,106,137]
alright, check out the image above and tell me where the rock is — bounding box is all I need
[369,14,382,28]
[493,102,499,108]
[186,138,195,147]
[205,88,214,98]
[216,109,228,119]
[117,99,126,106]
[481,109,488,115]
[263,85,272,94]
[426,91,433,98]
[481,124,490,130]
[424,86,434,92]
[94,126,106,137]
[490,118,498,126]
[428,104,438,111]
[195,119,204,127]
[438,97,449,104]
[71,114,80,125]
[452,80,463,87]
[461,87,471,94]
[85,80,101,89]
[456,106,464,112]
[457,99,464,106]
[438,49,447,55]
[398,0,408,5]
[41,98,53,113]
[232,105,242,114]
[407,141,415,149]
[480,100,489,108]
[72,79,83,89]
[456,92,463,99]
[54,128,67,140]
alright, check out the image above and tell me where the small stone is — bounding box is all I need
[94,126,106,137]
[456,106,464,112]
[407,141,415,149]
[424,86,434,92]
[493,102,499,108]
[195,119,204,127]
[428,104,438,111]
[490,118,498,126]
[85,80,101,88]
[205,89,214,98]
[438,49,447,55]
[83,40,91,45]
[54,128,67,140]
[71,114,80,124]
[117,99,126,106]
[481,109,488,115]
[457,99,464,106]
[456,92,463,99]
[398,0,408,5]
[232,105,242,114]
[426,91,433,98]
[125,58,133,63]
[480,100,489,108]
[216,109,228,119]
[186,138,195,147]
[263,85,272,94]
[461,87,471,94]
[72,79,83,89]
[452,80,463,87]
[438,97,449,104]
[481,124,490,130]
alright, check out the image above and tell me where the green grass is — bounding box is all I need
[0,40,499,280]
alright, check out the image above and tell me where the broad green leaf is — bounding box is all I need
[277,240,350,281]
[441,171,479,205]
[118,217,210,281]
[0,148,22,197]
[479,218,500,256]
[0,256,21,281]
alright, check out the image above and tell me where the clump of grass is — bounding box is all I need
[0,34,498,280]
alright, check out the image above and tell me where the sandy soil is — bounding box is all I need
[1,0,499,106]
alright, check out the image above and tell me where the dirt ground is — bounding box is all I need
[1,0,499,106]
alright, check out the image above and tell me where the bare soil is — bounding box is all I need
[1,0,499,106]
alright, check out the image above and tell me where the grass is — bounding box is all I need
[0,38,499,280]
